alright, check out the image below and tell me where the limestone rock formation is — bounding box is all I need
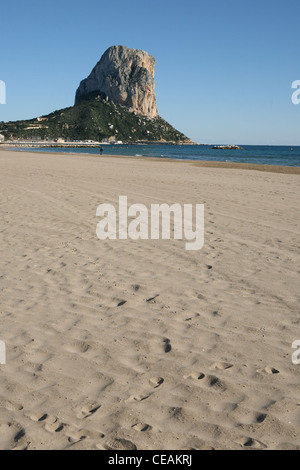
[75,45,158,118]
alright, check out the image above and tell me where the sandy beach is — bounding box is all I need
[0,148,299,450]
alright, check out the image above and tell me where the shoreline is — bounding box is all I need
[1,146,300,175]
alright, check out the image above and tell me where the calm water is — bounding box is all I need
[13,144,300,167]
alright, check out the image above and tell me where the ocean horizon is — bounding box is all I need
[11,144,300,167]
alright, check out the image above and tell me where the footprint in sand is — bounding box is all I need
[29,414,65,434]
[67,426,104,443]
[131,284,140,292]
[132,423,152,432]
[104,437,137,450]
[12,442,30,450]
[204,375,227,391]
[210,362,234,371]
[237,411,268,426]
[64,341,90,354]
[38,413,49,422]
[14,428,26,443]
[212,310,221,317]
[185,373,227,392]
[183,372,206,381]
[257,366,280,375]
[210,401,239,413]
[42,416,65,433]
[1,400,24,412]
[67,434,87,445]
[184,313,200,322]
[163,338,172,353]
[77,403,101,419]
[254,413,267,424]
[27,412,48,422]
[125,394,151,403]
[0,422,26,449]
[146,294,160,303]
[149,376,164,388]
[237,437,267,449]
[197,293,206,300]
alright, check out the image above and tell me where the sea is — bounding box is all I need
[12,144,300,167]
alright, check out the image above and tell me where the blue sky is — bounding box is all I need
[0,0,299,144]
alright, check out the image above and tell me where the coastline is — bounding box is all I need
[0,148,299,450]
[1,146,300,174]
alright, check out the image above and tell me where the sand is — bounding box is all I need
[0,148,299,450]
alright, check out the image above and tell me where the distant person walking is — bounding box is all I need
[100,147,103,155]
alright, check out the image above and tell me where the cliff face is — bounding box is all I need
[75,45,158,119]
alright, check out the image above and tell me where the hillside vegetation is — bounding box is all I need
[0,94,190,143]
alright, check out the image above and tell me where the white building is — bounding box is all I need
[0,134,5,142]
